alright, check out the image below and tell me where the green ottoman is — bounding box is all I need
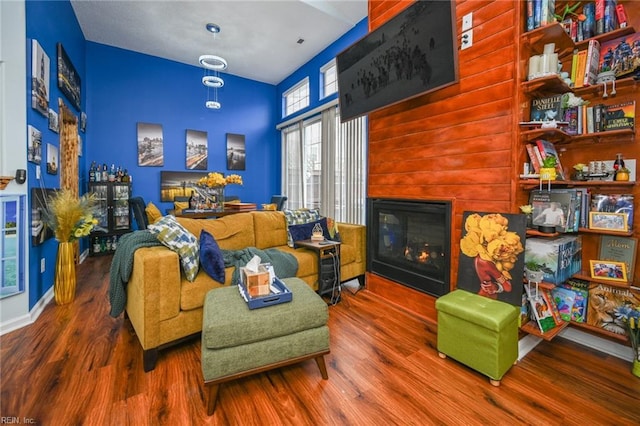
[435,289,519,386]
[201,277,330,415]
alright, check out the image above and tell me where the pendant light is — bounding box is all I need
[201,23,226,109]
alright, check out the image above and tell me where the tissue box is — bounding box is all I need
[240,264,271,297]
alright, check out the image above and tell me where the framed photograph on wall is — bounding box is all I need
[589,212,628,232]
[27,125,42,164]
[31,39,50,116]
[57,43,81,111]
[80,112,87,133]
[48,108,59,133]
[186,129,208,170]
[46,143,59,175]
[589,260,628,283]
[137,122,164,166]
[226,133,246,170]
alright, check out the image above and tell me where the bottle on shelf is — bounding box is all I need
[613,153,625,179]
[189,190,197,210]
[102,164,108,182]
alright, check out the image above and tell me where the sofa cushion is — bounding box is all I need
[148,215,199,281]
[252,211,289,249]
[177,213,256,250]
[200,230,225,283]
[288,218,329,244]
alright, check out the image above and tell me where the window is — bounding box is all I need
[320,59,337,98]
[282,107,367,224]
[1,196,24,298]
[283,78,309,117]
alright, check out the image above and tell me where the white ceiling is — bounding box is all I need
[71,0,368,85]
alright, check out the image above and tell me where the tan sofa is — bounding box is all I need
[125,210,366,371]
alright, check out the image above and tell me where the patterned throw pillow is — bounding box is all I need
[283,208,322,247]
[148,215,199,281]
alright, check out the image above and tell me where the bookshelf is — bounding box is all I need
[517,2,639,344]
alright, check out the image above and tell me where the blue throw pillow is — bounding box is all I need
[199,230,225,283]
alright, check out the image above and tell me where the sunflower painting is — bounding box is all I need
[457,212,526,307]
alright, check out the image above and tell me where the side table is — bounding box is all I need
[295,239,341,303]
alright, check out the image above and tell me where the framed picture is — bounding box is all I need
[31,39,50,116]
[78,135,83,157]
[80,112,87,133]
[31,187,56,246]
[137,122,164,166]
[48,108,59,133]
[46,143,58,175]
[57,43,81,111]
[589,260,628,282]
[456,211,527,307]
[27,125,42,165]
[186,129,208,170]
[599,236,637,279]
[160,170,211,202]
[226,133,246,170]
[589,212,628,232]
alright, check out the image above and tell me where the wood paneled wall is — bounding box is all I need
[367,1,519,321]
[367,0,640,323]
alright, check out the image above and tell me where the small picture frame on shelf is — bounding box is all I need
[588,212,628,232]
[589,260,628,283]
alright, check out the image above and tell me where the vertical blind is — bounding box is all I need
[281,106,367,224]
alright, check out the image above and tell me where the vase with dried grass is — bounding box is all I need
[42,190,100,305]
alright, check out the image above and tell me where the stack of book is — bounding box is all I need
[223,202,257,212]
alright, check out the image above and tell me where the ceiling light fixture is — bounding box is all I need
[198,54,228,71]
[202,75,224,88]
[200,23,227,109]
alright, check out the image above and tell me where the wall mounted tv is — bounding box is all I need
[336,0,458,122]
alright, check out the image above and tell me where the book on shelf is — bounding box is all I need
[605,101,635,131]
[530,190,575,233]
[530,95,563,123]
[593,104,606,133]
[525,284,558,332]
[595,0,605,35]
[543,287,564,325]
[560,278,590,323]
[599,32,640,79]
[524,235,582,284]
[583,39,601,87]
[572,49,588,88]
[535,139,566,180]
[599,235,638,278]
[585,106,595,134]
[551,286,576,322]
[590,193,634,229]
[526,0,535,31]
[586,284,640,333]
[525,143,542,173]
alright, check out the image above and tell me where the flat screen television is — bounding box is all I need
[336,0,458,122]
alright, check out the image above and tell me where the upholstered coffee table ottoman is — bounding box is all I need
[201,277,330,415]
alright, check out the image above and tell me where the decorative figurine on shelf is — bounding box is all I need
[311,222,324,241]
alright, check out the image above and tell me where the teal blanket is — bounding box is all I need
[109,230,162,317]
[222,247,298,285]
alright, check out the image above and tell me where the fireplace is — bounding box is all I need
[367,198,451,297]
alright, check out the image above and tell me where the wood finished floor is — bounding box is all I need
[1,255,639,425]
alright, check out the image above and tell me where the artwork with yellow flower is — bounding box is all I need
[456,212,527,307]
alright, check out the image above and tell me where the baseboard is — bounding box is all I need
[518,334,543,360]
[518,327,634,362]
[0,287,53,336]
[559,327,634,362]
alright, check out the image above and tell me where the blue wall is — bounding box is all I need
[26,0,86,309]
[276,18,368,125]
[23,0,366,309]
[85,42,280,211]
